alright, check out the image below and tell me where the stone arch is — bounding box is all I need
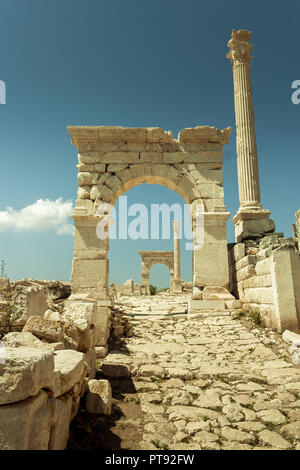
[139,251,174,295]
[68,125,232,305]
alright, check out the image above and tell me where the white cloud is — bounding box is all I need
[0,198,74,235]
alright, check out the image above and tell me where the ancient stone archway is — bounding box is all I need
[67,125,232,311]
[139,251,174,295]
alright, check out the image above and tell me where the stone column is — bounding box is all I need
[227,30,275,242]
[296,210,300,247]
[172,220,182,293]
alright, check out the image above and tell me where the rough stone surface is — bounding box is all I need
[0,347,55,405]
[85,379,112,415]
[68,294,300,450]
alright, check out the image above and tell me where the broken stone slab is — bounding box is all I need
[85,379,112,415]
[0,347,55,405]
[0,390,51,450]
[53,350,85,397]
[188,300,226,311]
[62,301,96,332]
[23,315,78,350]
[3,331,63,351]
[202,286,235,301]
[23,316,63,342]
[282,330,300,345]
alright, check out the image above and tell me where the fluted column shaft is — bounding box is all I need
[227,30,262,210]
[173,220,181,280]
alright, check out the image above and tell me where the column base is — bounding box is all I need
[172,278,183,294]
[233,209,275,243]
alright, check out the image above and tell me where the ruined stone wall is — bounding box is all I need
[110,280,148,297]
[0,279,71,337]
[0,296,114,449]
[229,234,300,331]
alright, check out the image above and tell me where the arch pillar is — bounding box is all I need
[191,200,231,290]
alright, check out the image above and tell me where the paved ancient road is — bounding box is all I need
[70,294,300,450]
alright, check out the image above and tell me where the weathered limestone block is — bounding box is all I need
[78,153,98,164]
[10,285,49,326]
[178,126,231,144]
[107,164,128,172]
[228,243,246,266]
[282,330,300,344]
[23,316,78,349]
[0,391,51,450]
[98,185,114,203]
[270,246,300,331]
[97,152,140,164]
[76,163,95,172]
[63,301,96,332]
[202,286,234,301]
[94,163,106,172]
[106,174,122,192]
[116,167,134,186]
[85,379,112,415]
[243,287,274,305]
[243,274,272,289]
[3,331,63,351]
[48,394,73,450]
[188,299,225,311]
[130,163,146,179]
[194,243,230,289]
[94,305,111,346]
[73,199,94,218]
[77,329,94,353]
[255,258,271,276]
[63,322,79,350]
[78,172,95,186]
[0,347,55,405]
[84,347,96,379]
[140,152,163,163]
[235,217,276,243]
[236,265,256,282]
[71,259,108,298]
[235,255,257,271]
[147,127,172,143]
[53,350,85,397]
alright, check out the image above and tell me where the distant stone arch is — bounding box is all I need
[67,125,232,305]
[139,251,174,295]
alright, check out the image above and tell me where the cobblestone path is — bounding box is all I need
[70,295,300,450]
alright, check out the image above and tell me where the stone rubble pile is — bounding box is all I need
[0,298,113,450]
[108,305,133,341]
[0,278,71,337]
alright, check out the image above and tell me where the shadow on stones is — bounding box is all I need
[67,340,143,450]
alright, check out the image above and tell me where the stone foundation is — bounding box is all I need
[229,234,300,331]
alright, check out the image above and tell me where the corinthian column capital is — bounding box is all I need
[227,30,253,66]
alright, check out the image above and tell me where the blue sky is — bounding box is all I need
[0,0,299,288]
